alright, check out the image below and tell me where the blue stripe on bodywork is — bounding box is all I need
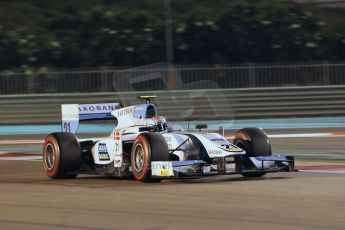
[79,113,115,120]
[172,160,206,167]
[255,156,294,161]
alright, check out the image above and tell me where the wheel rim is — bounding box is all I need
[235,140,245,150]
[133,143,145,172]
[44,143,56,171]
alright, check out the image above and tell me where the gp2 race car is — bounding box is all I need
[43,96,295,182]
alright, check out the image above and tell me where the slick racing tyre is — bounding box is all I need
[233,127,272,178]
[131,133,169,182]
[43,132,81,179]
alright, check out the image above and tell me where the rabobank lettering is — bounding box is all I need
[78,103,120,114]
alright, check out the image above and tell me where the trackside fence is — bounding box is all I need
[1,61,345,94]
[0,85,344,125]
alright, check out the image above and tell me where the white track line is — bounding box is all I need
[0,140,43,144]
[0,156,42,161]
[300,170,345,174]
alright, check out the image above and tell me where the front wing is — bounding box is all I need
[151,155,295,178]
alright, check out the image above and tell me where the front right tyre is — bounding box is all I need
[233,127,272,178]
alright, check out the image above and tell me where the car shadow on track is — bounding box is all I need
[71,173,295,186]
[166,174,294,184]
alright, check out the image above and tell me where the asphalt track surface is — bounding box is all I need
[0,160,344,230]
[0,127,344,230]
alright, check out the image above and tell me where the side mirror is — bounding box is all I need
[196,124,208,132]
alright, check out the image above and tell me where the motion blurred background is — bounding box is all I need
[0,0,344,161]
[1,3,345,230]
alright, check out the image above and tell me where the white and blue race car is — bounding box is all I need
[43,96,295,182]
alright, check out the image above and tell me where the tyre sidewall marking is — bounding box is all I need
[234,132,250,141]
[43,135,60,177]
[133,135,150,180]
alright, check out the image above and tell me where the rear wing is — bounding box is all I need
[61,103,120,133]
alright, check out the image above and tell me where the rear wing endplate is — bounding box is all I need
[61,103,120,133]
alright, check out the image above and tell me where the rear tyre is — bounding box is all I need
[233,127,272,178]
[43,132,81,179]
[131,133,169,182]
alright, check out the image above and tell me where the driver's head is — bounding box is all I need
[152,116,168,132]
[146,105,157,118]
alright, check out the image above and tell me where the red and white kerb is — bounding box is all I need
[114,132,121,140]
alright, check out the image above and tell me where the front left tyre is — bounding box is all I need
[43,132,81,179]
[131,133,169,182]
